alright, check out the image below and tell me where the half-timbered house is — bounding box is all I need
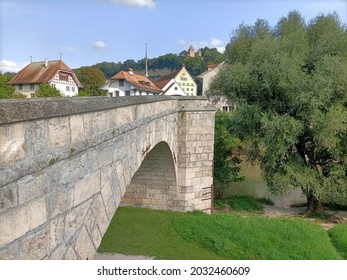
[9,59,82,97]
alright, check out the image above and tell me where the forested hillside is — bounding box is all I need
[89,47,224,80]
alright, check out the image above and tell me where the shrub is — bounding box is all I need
[227,195,263,212]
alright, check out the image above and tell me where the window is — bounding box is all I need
[109,92,113,97]
[115,91,119,97]
[30,84,34,90]
[180,77,187,81]
[52,84,56,88]
[72,87,75,92]
[66,86,70,91]
[119,79,124,87]
[59,73,68,81]
[18,84,23,90]
[125,90,130,96]
[191,83,194,86]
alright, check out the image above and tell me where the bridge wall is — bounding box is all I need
[0,96,215,259]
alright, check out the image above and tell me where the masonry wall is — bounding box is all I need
[0,96,215,260]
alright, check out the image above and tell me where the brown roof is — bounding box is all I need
[111,71,162,93]
[155,70,179,89]
[9,60,82,87]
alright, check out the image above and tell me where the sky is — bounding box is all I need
[0,0,346,73]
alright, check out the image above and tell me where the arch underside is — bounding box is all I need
[121,141,178,211]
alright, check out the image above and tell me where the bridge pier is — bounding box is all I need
[0,96,215,259]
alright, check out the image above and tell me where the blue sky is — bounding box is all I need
[0,0,346,72]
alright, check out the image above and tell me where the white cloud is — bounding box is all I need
[92,40,108,50]
[99,0,156,8]
[179,38,226,53]
[0,60,29,73]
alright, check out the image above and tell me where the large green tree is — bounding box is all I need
[213,110,244,199]
[75,66,106,96]
[211,11,347,213]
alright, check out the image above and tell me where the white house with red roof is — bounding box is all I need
[155,65,197,96]
[9,59,82,98]
[155,78,186,96]
[101,68,162,97]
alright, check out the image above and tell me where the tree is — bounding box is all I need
[74,66,106,96]
[34,83,62,97]
[214,110,244,199]
[0,73,16,99]
[211,11,347,213]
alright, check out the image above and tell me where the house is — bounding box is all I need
[197,62,235,112]
[155,65,197,96]
[155,78,186,96]
[101,68,162,97]
[9,59,82,97]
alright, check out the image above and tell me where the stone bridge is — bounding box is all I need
[0,96,215,259]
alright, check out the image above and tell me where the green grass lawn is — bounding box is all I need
[98,206,344,260]
[328,223,347,259]
[97,206,222,259]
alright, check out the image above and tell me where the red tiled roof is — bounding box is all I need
[9,60,81,86]
[111,71,162,93]
[155,70,179,89]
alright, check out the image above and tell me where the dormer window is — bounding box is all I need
[119,79,124,87]
[59,73,68,81]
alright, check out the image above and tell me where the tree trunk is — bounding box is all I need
[306,194,323,214]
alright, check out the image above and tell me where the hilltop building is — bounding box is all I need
[155,65,197,96]
[101,68,162,97]
[187,45,195,57]
[9,59,82,97]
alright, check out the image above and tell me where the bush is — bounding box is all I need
[227,196,263,212]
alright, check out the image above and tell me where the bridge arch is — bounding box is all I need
[121,141,178,210]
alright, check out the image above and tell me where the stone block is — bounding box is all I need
[73,171,101,206]
[85,207,103,249]
[70,114,85,143]
[49,243,66,260]
[91,195,109,235]
[17,174,44,205]
[64,246,77,260]
[50,214,66,250]
[0,197,47,247]
[0,123,26,166]
[75,226,96,260]
[0,183,17,214]
[18,226,50,260]
[0,241,19,260]
[64,200,91,242]
[25,120,49,157]
[48,117,70,148]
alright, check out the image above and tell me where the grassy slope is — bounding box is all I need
[173,212,342,260]
[98,206,343,260]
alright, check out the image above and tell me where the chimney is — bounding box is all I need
[45,59,48,67]
[128,68,133,75]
